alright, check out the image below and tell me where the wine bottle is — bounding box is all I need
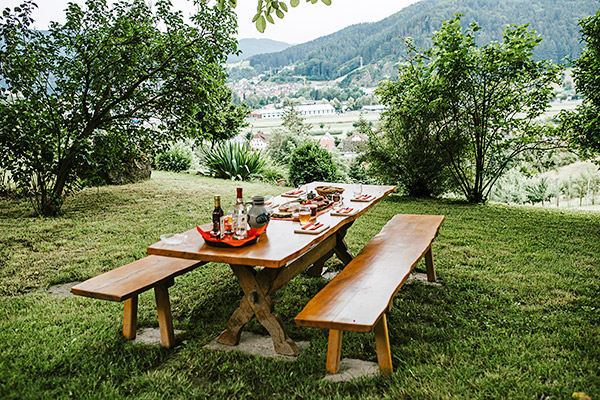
[232,187,248,239]
[212,195,224,238]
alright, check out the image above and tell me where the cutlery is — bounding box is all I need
[302,221,316,230]
[309,223,324,230]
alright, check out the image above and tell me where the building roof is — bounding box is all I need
[319,132,335,151]
[251,132,267,142]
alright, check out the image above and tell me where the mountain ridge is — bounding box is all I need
[228,38,292,62]
[245,0,599,84]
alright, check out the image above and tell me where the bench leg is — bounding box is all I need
[326,329,343,374]
[122,295,138,340]
[373,314,393,378]
[425,245,436,282]
[154,285,175,348]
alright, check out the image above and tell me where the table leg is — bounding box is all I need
[306,249,334,277]
[333,223,354,266]
[220,264,299,356]
[217,296,254,346]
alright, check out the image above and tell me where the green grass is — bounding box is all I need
[1,171,599,399]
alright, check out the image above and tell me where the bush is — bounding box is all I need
[156,142,193,173]
[289,142,338,186]
[203,142,266,180]
[258,161,287,183]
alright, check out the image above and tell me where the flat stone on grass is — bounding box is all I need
[407,272,442,286]
[48,282,81,297]
[205,332,309,361]
[323,358,379,382]
[134,327,184,345]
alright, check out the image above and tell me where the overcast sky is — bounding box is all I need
[3,0,420,44]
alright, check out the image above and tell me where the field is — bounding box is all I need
[0,171,599,399]
[242,100,583,138]
[243,110,381,138]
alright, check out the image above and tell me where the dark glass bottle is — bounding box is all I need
[212,195,224,238]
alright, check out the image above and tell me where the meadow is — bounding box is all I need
[0,171,598,399]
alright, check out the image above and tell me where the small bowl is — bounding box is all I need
[160,233,187,245]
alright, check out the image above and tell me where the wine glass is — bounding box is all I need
[353,183,362,198]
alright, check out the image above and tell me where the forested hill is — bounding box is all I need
[248,0,599,82]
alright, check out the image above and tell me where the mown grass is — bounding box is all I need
[0,171,599,399]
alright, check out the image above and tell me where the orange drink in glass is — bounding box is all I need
[298,206,312,225]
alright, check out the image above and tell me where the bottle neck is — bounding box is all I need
[214,196,221,208]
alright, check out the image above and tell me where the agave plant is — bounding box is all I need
[203,142,266,181]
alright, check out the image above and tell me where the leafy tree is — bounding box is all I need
[215,0,331,33]
[288,142,338,186]
[198,88,249,149]
[560,9,600,158]
[266,104,312,165]
[330,98,342,112]
[376,15,562,203]
[0,0,238,216]
[367,61,452,197]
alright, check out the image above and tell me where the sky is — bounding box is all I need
[2,0,420,44]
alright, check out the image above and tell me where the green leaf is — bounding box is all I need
[321,0,332,5]
[256,15,266,32]
[252,12,261,22]
[276,9,284,19]
[228,0,237,7]
[279,2,288,12]
[217,0,225,11]
[266,13,274,24]
[290,0,300,7]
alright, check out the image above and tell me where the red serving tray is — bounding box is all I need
[197,224,267,247]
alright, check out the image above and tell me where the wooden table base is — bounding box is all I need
[217,264,299,355]
[217,223,355,356]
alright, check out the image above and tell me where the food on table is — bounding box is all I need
[315,186,345,197]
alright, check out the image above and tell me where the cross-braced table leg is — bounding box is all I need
[218,264,299,356]
[333,222,354,266]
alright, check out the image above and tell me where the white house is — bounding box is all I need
[249,132,268,151]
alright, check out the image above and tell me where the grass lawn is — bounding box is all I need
[0,171,599,399]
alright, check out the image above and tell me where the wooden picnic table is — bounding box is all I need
[146,181,396,355]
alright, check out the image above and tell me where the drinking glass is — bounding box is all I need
[298,206,312,225]
[353,183,362,197]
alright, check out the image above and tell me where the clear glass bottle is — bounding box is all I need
[232,187,248,239]
[212,195,224,238]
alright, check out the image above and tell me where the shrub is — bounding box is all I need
[289,142,338,186]
[203,142,266,180]
[156,142,193,172]
[258,161,287,183]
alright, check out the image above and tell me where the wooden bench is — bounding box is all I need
[294,214,445,377]
[71,255,204,347]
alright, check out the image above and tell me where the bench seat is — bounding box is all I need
[295,214,444,377]
[71,255,204,347]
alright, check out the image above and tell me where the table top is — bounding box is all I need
[146,182,396,269]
